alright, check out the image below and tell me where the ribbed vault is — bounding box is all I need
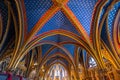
[0,0,120,80]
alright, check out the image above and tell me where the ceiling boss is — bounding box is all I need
[52,0,69,7]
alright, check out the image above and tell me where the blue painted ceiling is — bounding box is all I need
[24,0,97,35]
[100,1,120,49]
[36,11,80,35]
[0,1,8,37]
[23,0,119,57]
[100,0,120,39]
[24,0,53,32]
[68,0,97,34]
[108,2,120,39]
[0,1,16,55]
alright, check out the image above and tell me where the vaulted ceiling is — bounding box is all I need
[21,0,97,59]
[0,0,120,76]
